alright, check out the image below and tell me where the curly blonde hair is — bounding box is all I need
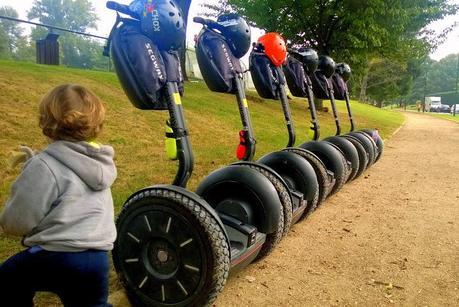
[39,84,106,142]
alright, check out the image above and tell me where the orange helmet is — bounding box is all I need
[257,32,287,67]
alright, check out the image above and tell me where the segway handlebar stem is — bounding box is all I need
[235,75,256,161]
[278,81,296,147]
[305,76,320,141]
[166,82,194,188]
[344,89,355,132]
[327,78,342,136]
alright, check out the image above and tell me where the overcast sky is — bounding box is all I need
[1,0,458,60]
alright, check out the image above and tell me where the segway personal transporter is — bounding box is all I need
[311,57,378,172]
[193,17,317,237]
[106,2,285,306]
[308,55,364,181]
[332,63,384,163]
[283,48,348,196]
[249,33,335,219]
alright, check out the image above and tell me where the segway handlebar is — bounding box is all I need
[193,17,223,32]
[106,1,139,19]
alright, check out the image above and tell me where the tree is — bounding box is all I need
[28,0,98,33]
[0,6,24,58]
[27,0,100,68]
[203,0,458,106]
[404,54,459,104]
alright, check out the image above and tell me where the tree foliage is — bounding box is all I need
[0,6,35,62]
[0,6,23,58]
[406,54,459,103]
[27,0,107,69]
[203,0,458,105]
[28,0,98,33]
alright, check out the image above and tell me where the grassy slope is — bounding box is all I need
[0,60,403,303]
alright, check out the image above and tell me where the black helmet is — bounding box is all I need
[318,55,336,78]
[297,47,319,75]
[217,13,251,59]
[336,63,352,82]
[139,0,186,51]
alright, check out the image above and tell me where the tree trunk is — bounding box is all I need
[359,73,368,102]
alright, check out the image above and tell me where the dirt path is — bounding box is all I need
[111,112,459,306]
[211,112,459,306]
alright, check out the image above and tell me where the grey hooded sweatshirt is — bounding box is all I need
[0,141,117,252]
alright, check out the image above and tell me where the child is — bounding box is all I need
[0,84,117,307]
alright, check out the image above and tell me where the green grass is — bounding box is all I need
[0,60,404,305]
[402,108,459,124]
[429,113,459,123]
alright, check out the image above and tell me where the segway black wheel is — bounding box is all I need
[234,162,293,239]
[299,141,347,196]
[197,166,285,262]
[258,151,319,221]
[347,132,376,168]
[283,148,331,210]
[323,136,360,182]
[341,135,368,179]
[361,129,384,163]
[113,187,230,307]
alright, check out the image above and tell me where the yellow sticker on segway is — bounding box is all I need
[165,124,178,160]
[173,93,182,105]
[243,99,248,108]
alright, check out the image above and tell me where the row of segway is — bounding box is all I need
[104,1,383,306]
[194,18,384,224]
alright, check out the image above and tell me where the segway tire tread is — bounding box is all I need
[283,148,328,213]
[329,147,349,196]
[243,164,289,259]
[114,188,230,307]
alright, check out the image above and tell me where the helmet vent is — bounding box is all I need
[170,1,176,7]
[169,12,175,16]
[176,21,180,28]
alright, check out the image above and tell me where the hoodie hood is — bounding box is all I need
[45,141,117,191]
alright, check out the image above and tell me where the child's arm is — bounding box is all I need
[0,157,58,237]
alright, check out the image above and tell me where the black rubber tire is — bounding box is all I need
[299,141,347,196]
[283,148,331,212]
[113,187,230,307]
[347,132,376,168]
[238,163,293,240]
[257,151,319,219]
[341,135,368,179]
[361,128,384,163]
[327,142,352,187]
[197,166,285,262]
[323,136,360,182]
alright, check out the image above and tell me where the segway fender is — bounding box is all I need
[299,141,347,195]
[323,136,360,182]
[258,151,318,201]
[232,161,293,204]
[197,165,282,234]
[347,132,377,166]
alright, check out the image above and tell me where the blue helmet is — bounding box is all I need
[217,14,251,59]
[132,0,186,51]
